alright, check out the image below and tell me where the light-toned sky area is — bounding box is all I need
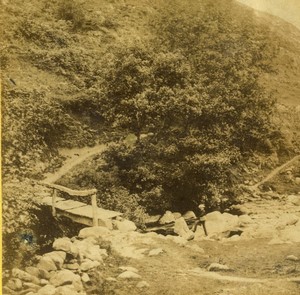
[237,0,300,29]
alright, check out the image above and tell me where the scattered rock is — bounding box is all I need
[43,251,66,269]
[23,282,40,291]
[119,266,139,273]
[276,214,299,230]
[113,219,137,232]
[173,212,182,219]
[37,256,57,272]
[53,237,73,252]
[81,273,90,283]
[185,244,205,254]
[12,268,37,282]
[6,278,23,291]
[238,215,253,225]
[73,239,107,262]
[49,269,80,287]
[55,285,80,295]
[78,226,111,239]
[166,235,188,246]
[174,217,194,240]
[136,281,150,288]
[287,194,300,206]
[80,259,101,271]
[148,248,164,256]
[65,263,80,270]
[37,284,56,295]
[25,266,40,278]
[40,279,48,286]
[183,211,196,220]
[286,255,299,261]
[208,263,232,272]
[145,215,161,225]
[118,271,141,279]
[159,211,175,224]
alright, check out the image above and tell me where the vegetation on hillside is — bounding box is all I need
[2,0,300,268]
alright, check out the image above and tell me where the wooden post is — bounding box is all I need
[91,194,98,226]
[52,189,57,217]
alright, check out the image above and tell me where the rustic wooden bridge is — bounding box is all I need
[40,182,122,229]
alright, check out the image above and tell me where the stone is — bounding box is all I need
[65,263,80,270]
[136,281,150,288]
[6,278,23,291]
[40,279,48,286]
[145,215,161,225]
[185,244,205,254]
[25,266,40,278]
[287,194,300,206]
[81,273,90,283]
[73,239,107,262]
[295,178,300,185]
[183,211,196,220]
[119,266,139,273]
[113,219,137,232]
[43,251,66,269]
[55,285,78,295]
[53,237,73,252]
[208,263,231,272]
[78,226,111,239]
[148,248,164,256]
[38,269,50,280]
[173,212,182,219]
[166,235,188,246]
[196,211,240,239]
[286,255,299,261]
[276,214,299,230]
[80,259,100,271]
[23,282,40,291]
[238,215,253,225]
[12,268,36,282]
[174,217,194,240]
[49,269,79,287]
[279,222,300,243]
[37,284,56,295]
[159,211,175,224]
[118,271,141,279]
[37,256,57,272]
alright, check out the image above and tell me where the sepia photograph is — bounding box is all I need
[1,0,300,294]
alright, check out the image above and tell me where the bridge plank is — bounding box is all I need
[41,196,64,205]
[66,205,122,220]
[54,200,87,211]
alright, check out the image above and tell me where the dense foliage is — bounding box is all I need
[3,0,294,238]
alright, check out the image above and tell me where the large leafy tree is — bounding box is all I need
[96,0,277,213]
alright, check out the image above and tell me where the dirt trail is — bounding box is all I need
[43,143,106,183]
[253,154,300,189]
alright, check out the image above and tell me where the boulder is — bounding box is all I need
[53,237,73,252]
[166,235,188,246]
[43,251,66,269]
[80,259,100,271]
[78,226,111,239]
[37,256,57,272]
[49,269,80,287]
[287,194,300,206]
[81,273,90,283]
[238,215,253,226]
[12,268,37,282]
[136,281,150,288]
[183,211,196,220]
[174,217,194,240]
[40,279,48,286]
[148,248,163,256]
[145,215,161,225]
[65,263,80,270]
[37,284,56,295]
[118,271,141,279]
[55,285,80,295]
[159,211,175,224]
[113,219,137,232]
[6,278,23,291]
[25,266,40,278]
[279,223,300,243]
[173,212,182,219]
[73,239,107,262]
[276,214,299,230]
[23,282,40,291]
[286,255,299,261]
[196,211,240,238]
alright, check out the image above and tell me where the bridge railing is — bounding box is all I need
[41,182,98,226]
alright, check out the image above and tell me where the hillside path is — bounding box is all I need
[43,143,106,183]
